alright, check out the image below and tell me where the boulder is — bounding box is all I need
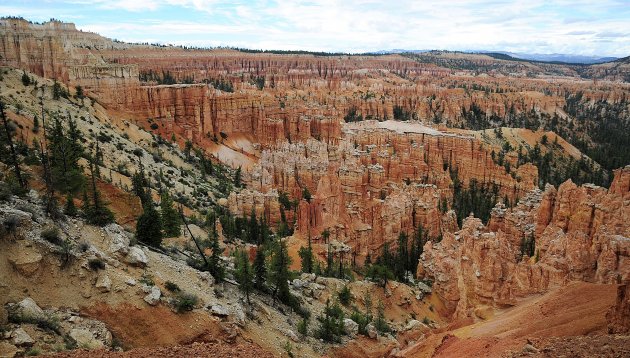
[8,250,42,277]
[416,281,432,294]
[13,297,44,320]
[105,224,130,256]
[198,271,214,285]
[291,279,306,289]
[11,328,34,346]
[126,247,148,267]
[143,286,161,306]
[210,304,229,317]
[282,328,299,342]
[95,273,112,293]
[125,278,137,286]
[69,328,104,350]
[367,323,378,339]
[343,318,359,336]
[232,305,246,327]
[404,319,425,331]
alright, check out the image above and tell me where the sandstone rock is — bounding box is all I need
[143,286,161,306]
[11,328,33,346]
[281,328,299,342]
[105,224,130,256]
[210,304,229,317]
[13,297,44,320]
[366,323,378,339]
[404,319,425,331]
[232,305,246,327]
[291,279,306,289]
[8,250,42,277]
[126,247,148,267]
[419,167,630,318]
[125,278,137,286]
[95,272,112,293]
[69,328,104,350]
[343,318,359,336]
[198,271,214,285]
[0,341,18,358]
[522,343,539,354]
[607,284,630,333]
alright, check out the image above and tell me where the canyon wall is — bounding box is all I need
[419,166,630,318]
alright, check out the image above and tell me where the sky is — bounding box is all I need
[1,0,629,56]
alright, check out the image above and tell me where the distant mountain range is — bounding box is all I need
[371,49,618,64]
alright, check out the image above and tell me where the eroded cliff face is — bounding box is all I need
[419,166,630,318]
[226,121,537,261]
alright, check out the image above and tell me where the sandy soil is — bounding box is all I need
[398,282,621,357]
[49,341,275,358]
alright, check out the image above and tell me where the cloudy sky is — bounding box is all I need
[2,0,629,56]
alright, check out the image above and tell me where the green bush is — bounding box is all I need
[338,285,353,306]
[88,258,105,271]
[41,226,62,245]
[173,292,198,313]
[165,281,181,292]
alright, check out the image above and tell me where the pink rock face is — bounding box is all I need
[420,166,630,318]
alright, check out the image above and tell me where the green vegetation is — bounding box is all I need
[316,299,345,343]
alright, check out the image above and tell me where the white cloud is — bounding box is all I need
[3,0,629,55]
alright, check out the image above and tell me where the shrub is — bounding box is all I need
[422,316,430,325]
[77,241,90,252]
[41,226,62,245]
[297,318,309,336]
[165,281,181,292]
[338,285,353,306]
[88,258,105,271]
[173,292,198,313]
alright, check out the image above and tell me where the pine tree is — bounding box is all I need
[247,209,259,243]
[208,223,225,281]
[298,236,314,274]
[0,101,26,191]
[135,204,163,247]
[234,167,242,188]
[21,71,31,86]
[253,244,267,291]
[64,194,77,216]
[83,155,114,226]
[235,249,254,305]
[374,300,390,333]
[47,116,85,194]
[160,191,181,237]
[270,240,293,304]
[316,299,344,343]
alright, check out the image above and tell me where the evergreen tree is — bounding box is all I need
[253,244,267,290]
[298,236,314,274]
[21,71,31,86]
[208,223,225,281]
[0,101,26,191]
[247,209,259,243]
[135,204,162,247]
[64,194,77,216]
[316,299,344,343]
[160,191,181,237]
[235,249,254,305]
[47,116,85,194]
[374,300,390,333]
[83,156,114,226]
[234,166,242,188]
[270,240,293,304]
